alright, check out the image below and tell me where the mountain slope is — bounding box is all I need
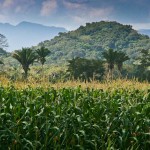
[36,21,150,64]
[0,21,67,51]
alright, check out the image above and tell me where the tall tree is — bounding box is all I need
[134,49,150,81]
[36,46,50,67]
[115,51,129,75]
[67,57,105,81]
[12,48,37,79]
[102,49,117,79]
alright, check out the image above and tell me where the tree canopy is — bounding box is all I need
[36,46,50,66]
[67,57,105,81]
[35,21,150,64]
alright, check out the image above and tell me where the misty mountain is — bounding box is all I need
[0,21,67,51]
[138,29,150,37]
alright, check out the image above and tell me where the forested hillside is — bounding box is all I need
[36,21,150,64]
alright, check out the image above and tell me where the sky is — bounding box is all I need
[0,0,150,30]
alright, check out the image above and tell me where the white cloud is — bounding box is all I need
[0,13,11,23]
[63,0,83,9]
[0,0,35,12]
[71,8,113,25]
[40,0,57,16]
[0,0,35,24]
[62,0,114,25]
[87,7,113,19]
[0,13,7,20]
[2,0,15,8]
[15,6,22,13]
[59,0,114,30]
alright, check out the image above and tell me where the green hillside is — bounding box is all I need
[36,21,150,64]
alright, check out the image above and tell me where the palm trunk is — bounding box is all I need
[24,70,28,79]
[23,67,28,80]
[109,64,114,80]
[41,64,44,82]
[117,63,123,78]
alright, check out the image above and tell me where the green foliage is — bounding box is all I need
[36,46,51,66]
[12,48,37,79]
[0,86,150,149]
[67,57,105,81]
[102,48,117,71]
[115,51,129,72]
[102,49,129,78]
[36,21,150,64]
[134,49,150,81]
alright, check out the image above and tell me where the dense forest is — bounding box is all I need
[36,21,150,64]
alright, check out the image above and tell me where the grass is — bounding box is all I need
[0,75,149,90]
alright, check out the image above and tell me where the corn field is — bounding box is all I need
[0,85,150,149]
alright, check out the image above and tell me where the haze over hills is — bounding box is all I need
[0,21,67,52]
[138,29,150,37]
[33,21,150,65]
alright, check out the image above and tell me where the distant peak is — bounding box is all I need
[0,22,13,26]
[16,21,52,28]
[16,21,67,31]
[17,21,36,26]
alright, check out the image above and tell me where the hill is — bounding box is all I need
[0,21,67,51]
[36,21,150,64]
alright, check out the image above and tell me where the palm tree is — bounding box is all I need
[115,51,129,75]
[102,48,117,79]
[36,46,50,67]
[12,48,37,79]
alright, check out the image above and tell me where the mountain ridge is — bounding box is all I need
[0,21,67,51]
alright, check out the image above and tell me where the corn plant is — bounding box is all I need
[0,86,150,149]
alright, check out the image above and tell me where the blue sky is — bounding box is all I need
[0,0,150,30]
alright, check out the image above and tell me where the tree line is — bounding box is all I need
[10,47,129,80]
[10,47,149,82]
[67,49,129,81]
[0,45,149,82]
